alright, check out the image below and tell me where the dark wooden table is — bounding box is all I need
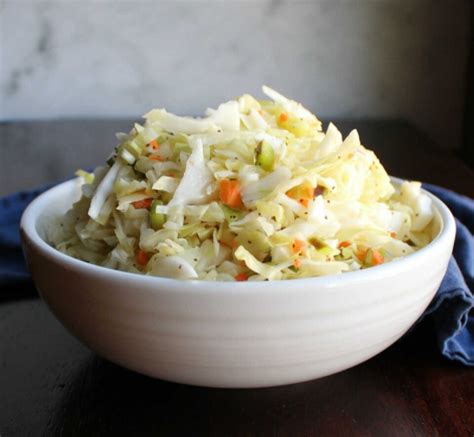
[1,120,473,437]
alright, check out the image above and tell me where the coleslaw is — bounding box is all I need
[52,86,437,281]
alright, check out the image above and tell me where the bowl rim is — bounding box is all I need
[20,176,456,292]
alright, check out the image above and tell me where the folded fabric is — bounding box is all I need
[0,181,473,365]
[420,184,474,365]
[0,184,55,283]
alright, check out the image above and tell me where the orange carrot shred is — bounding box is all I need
[148,155,164,161]
[299,198,309,208]
[287,182,314,206]
[219,179,243,209]
[235,272,248,282]
[137,249,149,266]
[291,239,305,254]
[279,113,289,123]
[293,259,302,269]
[390,231,397,238]
[371,249,384,266]
[301,186,312,198]
[338,241,351,248]
[132,198,153,209]
[149,139,160,150]
[356,249,368,262]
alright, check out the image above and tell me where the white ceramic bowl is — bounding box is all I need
[20,178,455,388]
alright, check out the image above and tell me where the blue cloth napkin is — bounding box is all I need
[0,184,55,283]
[1,182,473,365]
[419,184,474,365]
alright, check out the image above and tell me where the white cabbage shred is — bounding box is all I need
[54,86,435,281]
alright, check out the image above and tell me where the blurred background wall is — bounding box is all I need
[0,0,471,152]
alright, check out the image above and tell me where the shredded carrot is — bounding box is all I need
[132,198,153,209]
[299,198,309,208]
[149,139,160,150]
[291,239,306,254]
[357,247,384,266]
[219,179,243,209]
[136,249,149,266]
[390,231,397,238]
[219,240,231,249]
[356,249,368,262]
[279,112,289,123]
[148,155,164,161]
[338,241,351,248]
[305,187,315,198]
[287,182,314,207]
[370,249,384,266]
[293,259,302,269]
[235,272,248,281]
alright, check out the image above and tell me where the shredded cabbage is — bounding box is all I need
[54,86,435,281]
